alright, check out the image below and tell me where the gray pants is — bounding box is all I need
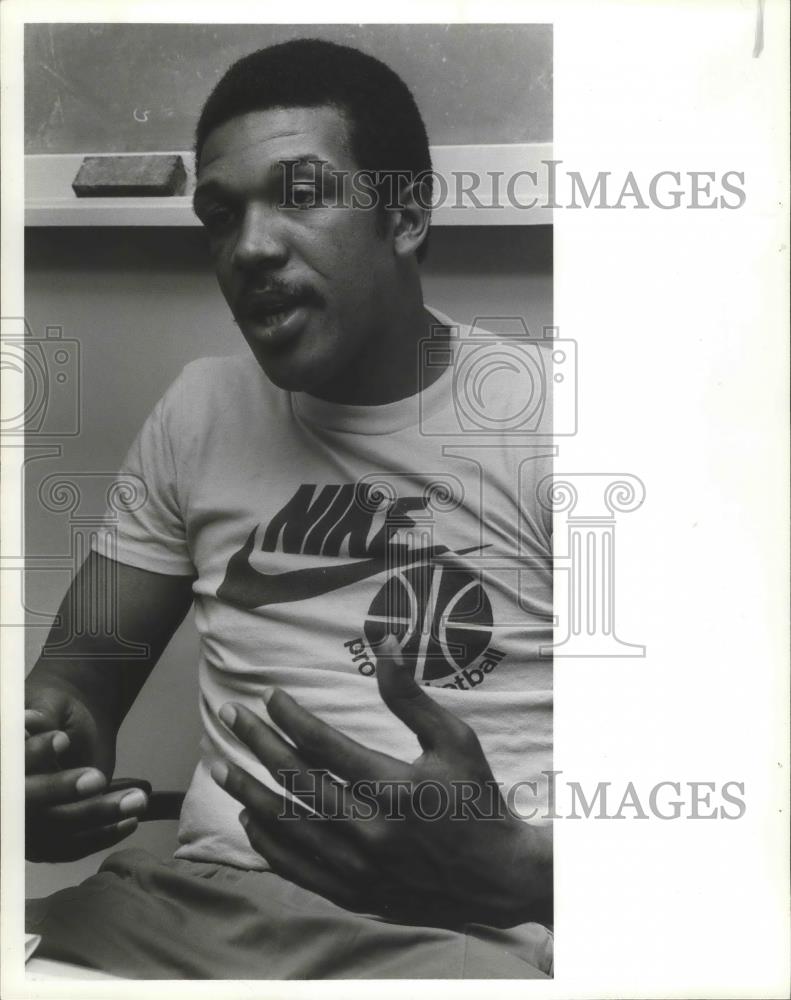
[26,848,554,979]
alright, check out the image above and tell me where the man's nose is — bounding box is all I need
[232,204,289,270]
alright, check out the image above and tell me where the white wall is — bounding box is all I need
[24,223,551,895]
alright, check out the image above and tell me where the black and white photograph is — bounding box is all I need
[17,19,556,982]
[1,2,788,996]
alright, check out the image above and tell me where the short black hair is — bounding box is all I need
[195,38,433,261]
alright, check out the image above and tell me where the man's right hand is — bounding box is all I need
[25,686,148,862]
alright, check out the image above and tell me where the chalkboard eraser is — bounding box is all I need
[72,155,187,197]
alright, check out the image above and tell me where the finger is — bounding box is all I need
[26,766,107,809]
[374,635,471,752]
[220,704,346,816]
[238,812,372,913]
[259,691,408,784]
[213,757,396,860]
[41,787,149,830]
[24,708,57,737]
[27,817,140,864]
[221,702,390,811]
[211,758,315,820]
[108,778,153,797]
[239,812,421,921]
[25,731,69,773]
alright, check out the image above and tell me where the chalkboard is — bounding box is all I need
[25,23,552,155]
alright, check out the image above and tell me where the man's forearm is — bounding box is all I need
[27,552,195,735]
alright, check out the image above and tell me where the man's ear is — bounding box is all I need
[390,176,431,259]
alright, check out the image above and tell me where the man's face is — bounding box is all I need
[194,105,394,397]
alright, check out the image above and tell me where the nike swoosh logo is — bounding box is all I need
[216,526,487,609]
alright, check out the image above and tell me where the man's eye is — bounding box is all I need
[199,204,237,232]
[285,185,320,209]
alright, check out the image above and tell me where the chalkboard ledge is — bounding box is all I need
[25,146,553,227]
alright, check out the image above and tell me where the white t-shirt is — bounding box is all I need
[97,311,554,868]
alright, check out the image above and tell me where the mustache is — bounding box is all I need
[237,279,323,311]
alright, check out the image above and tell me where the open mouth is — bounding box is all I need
[253,304,299,328]
[241,296,312,348]
[243,290,308,324]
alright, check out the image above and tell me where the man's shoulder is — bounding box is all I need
[159,354,290,441]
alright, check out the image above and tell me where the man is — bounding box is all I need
[25,39,554,979]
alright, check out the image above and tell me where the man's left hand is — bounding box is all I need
[211,637,552,929]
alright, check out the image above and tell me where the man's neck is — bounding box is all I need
[307,290,450,407]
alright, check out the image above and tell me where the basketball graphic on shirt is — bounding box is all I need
[364,563,493,682]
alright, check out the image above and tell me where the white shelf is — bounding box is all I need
[25,145,553,227]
